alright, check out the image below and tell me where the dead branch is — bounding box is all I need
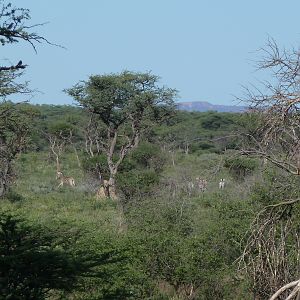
[269,279,300,300]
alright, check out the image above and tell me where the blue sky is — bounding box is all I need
[2,0,300,105]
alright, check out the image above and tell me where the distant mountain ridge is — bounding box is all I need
[176,101,247,113]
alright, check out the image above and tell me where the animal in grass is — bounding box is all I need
[96,180,109,199]
[56,171,75,188]
[195,177,208,192]
[219,178,225,189]
[186,180,194,196]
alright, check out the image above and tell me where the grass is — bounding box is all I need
[3,151,121,235]
[2,150,259,237]
[0,150,260,299]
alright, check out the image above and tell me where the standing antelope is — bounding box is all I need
[186,181,194,196]
[195,177,208,192]
[219,178,225,189]
[56,171,75,188]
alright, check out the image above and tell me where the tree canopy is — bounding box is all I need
[66,71,177,198]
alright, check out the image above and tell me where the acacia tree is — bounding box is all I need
[0,1,54,197]
[237,39,300,299]
[66,71,176,199]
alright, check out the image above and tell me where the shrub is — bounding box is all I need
[224,156,258,180]
[117,169,160,200]
[0,211,150,299]
[0,212,82,299]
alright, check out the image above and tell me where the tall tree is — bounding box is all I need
[0,102,38,197]
[66,71,176,199]
[0,1,54,197]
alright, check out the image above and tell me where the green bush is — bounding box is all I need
[117,169,160,200]
[5,190,24,203]
[131,142,166,172]
[123,195,251,299]
[224,156,258,179]
[0,210,153,299]
[0,212,82,299]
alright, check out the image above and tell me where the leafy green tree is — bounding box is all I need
[0,102,38,197]
[0,1,54,197]
[66,71,176,198]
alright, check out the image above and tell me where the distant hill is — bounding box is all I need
[176,101,247,113]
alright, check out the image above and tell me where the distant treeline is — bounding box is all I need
[28,103,242,154]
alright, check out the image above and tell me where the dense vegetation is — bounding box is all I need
[1,1,300,299]
[0,103,289,299]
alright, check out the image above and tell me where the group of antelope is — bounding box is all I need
[187,177,208,195]
[187,177,226,195]
[54,169,226,197]
[168,176,226,198]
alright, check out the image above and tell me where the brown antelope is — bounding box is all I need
[95,180,109,199]
[195,177,208,192]
[56,171,75,188]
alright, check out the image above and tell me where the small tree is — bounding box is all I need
[66,71,176,198]
[237,39,300,298]
[239,38,300,175]
[45,121,79,172]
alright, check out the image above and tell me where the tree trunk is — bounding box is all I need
[0,178,6,198]
[184,143,189,155]
[171,151,175,166]
[72,144,81,168]
[108,175,118,200]
[56,156,61,172]
[0,160,10,198]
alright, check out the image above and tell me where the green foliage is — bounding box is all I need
[66,71,176,130]
[155,110,241,154]
[131,142,166,172]
[4,190,23,202]
[9,103,244,157]
[0,211,82,299]
[82,154,109,178]
[224,156,258,179]
[0,209,153,300]
[28,104,85,151]
[117,169,160,200]
[0,102,39,197]
[124,193,252,299]
[116,142,166,199]
[251,170,300,206]
[48,121,74,136]
[201,111,236,130]
[0,103,265,298]
[1,5,271,299]
[0,102,39,150]
[215,198,254,262]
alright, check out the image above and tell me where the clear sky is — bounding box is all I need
[2,0,300,105]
